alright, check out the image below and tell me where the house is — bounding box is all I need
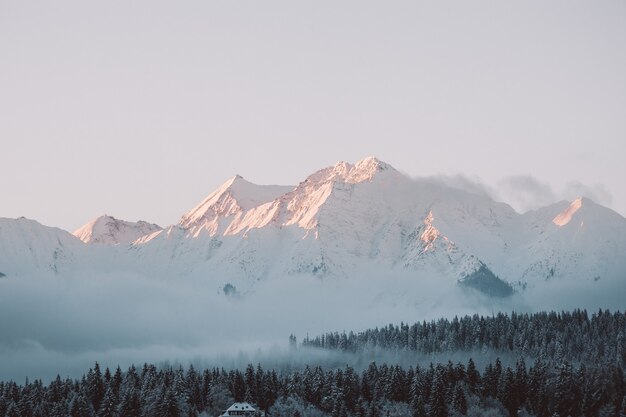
[218,402,265,417]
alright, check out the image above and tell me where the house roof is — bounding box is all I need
[226,402,257,412]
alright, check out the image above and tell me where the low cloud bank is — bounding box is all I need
[0,266,492,382]
[0,264,623,382]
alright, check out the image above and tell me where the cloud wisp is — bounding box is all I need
[420,173,615,214]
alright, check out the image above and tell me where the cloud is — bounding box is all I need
[494,175,557,213]
[563,181,613,207]
[410,169,620,220]
[0,264,499,382]
[426,174,494,198]
[410,172,615,215]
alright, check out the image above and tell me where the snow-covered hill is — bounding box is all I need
[1,157,625,301]
[509,197,626,286]
[73,215,162,245]
[0,217,85,277]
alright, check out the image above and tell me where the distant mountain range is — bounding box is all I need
[1,157,625,299]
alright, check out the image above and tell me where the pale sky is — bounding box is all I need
[1,0,625,232]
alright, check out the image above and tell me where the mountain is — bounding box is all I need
[1,157,625,302]
[73,215,162,245]
[510,197,626,285]
[109,157,624,298]
[0,217,85,277]
[178,175,293,237]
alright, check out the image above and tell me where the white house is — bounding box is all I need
[218,402,265,417]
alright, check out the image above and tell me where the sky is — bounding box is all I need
[1,0,625,232]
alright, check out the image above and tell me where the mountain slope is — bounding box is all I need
[178,176,293,237]
[74,215,162,245]
[0,217,86,277]
[508,197,626,286]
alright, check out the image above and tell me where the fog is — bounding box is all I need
[1,261,623,383]
[422,173,615,214]
[0,266,486,382]
[495,175,614,213]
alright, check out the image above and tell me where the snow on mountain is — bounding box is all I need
[73,215,162,245]
[508,197,626,286]
[119,157,516,294]
[552,197,583,226]
[1,157,624,302]
[178,176,293,237]
[0,217,85,277]
[106,157,623,299]
[401,210,483,280]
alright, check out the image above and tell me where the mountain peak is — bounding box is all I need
[356,156,390,169]
[552,197,583,227]
[219,174,247,191]
[346,156,395,183]
[179,176,294,232]
[551,197,602,227]
[73,215,162,245]
[315,157,396,184]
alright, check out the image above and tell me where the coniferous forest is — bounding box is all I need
[1,310,625,417]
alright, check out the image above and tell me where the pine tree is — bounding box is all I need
[112,366,123,399]
[430,370,448,417]
[466,359,480,393]
[232,371,246,402]
[49,401,69,417]
[16,395,34,417]
[103,368,112,389]
[244,364,256,404]
[118,389,141,417]
[0,397,8,417]
[97,388,116,417]
[482,364,498,398]
[367,401,380,417]
[451,385,467,416]
[86,363,105,413]
[410,368,427,417]
[514,358,528,407]
[499,368,518,417]
[68,393,91,417]
[527,359,548,417]
[343,366,359,412]
[554,361,578,417]
[158,388,180,417]
[5,402,20,417]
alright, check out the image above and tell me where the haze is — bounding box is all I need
[1,0,625,232]
[2,260,624,382]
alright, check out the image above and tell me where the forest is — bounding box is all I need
[0,309,624,417]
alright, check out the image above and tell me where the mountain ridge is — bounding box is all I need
[73,215,162,245]
[1,157,624,302]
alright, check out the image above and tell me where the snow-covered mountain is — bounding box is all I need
[179,175,293,237]
[0,217,85,277]
[510,197,626,285]
[73,215,162,245]
[1,157,624,301]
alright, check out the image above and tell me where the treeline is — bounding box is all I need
[302,309,626,368]
[0,357,625,417]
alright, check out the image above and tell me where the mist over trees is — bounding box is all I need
[0,309,624,417]
[302,309,626,369]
